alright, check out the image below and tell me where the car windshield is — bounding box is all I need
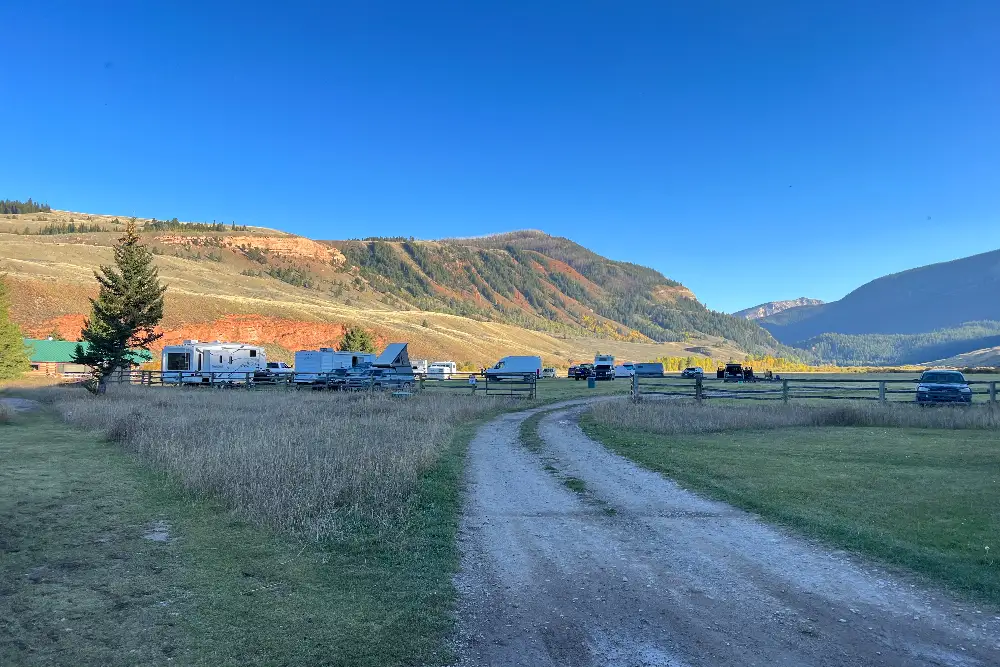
[920,372,965,384]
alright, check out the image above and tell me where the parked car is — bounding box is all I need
[614,363,635,378]
[916,369,972,405]
[567,365,578,378]
[573,364,594,381]
[681,366,704,379]
[634,362,665,377]
[540,367,556,378]
[266,361,293,375]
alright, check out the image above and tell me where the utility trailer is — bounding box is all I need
[293,348,375,385]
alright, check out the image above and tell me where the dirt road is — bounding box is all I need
[453,402,1000,666]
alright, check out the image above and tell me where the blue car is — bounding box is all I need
[916,370,972,405]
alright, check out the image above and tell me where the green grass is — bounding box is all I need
[519,411,548,452]
[0,410,477,666]
[581,415,1000,605]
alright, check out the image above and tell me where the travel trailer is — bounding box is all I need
[161,340,267,384]
[486,355,542,381]
[426,361,457,380]
[293,348,376,383]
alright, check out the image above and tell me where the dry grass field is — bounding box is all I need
[35,386,505,539]
[1,385,513,666]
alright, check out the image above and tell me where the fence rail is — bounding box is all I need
[631,375,999,404]
[107,369,538,399]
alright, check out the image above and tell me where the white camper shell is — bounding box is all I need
[426,361,457,380]
[161,340,267,384]
[486,355,542,381]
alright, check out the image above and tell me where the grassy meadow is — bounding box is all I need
[582,400,1000,605]
[0,387,509,666]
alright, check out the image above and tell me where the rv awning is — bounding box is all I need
[374,343,410,368]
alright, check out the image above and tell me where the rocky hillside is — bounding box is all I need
[0,209,762,366]
[733,298,824,320]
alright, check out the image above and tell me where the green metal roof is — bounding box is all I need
[25,338,88,363]
[24,338,152,363]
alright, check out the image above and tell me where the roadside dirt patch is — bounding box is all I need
[453,404,1000,666]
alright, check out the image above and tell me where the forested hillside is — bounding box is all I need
[335,231,796,356]
[761,249,1000,343]
[799,322,1000,366]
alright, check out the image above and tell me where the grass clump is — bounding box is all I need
[38,386,506,540]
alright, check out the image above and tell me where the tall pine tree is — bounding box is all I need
[0,275,30,380]
[73,219,166,393]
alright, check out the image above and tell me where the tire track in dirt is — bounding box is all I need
[453,402,1000,666]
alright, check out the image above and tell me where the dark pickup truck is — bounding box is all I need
[572,364,594,381]
[916,370,972,405]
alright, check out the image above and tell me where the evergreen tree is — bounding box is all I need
[338,327,376,353]
[0,276,30,380]
[73,220,166,393]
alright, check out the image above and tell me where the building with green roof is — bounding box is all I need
[24,338,152,377]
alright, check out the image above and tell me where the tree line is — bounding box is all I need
[1,198,51,214]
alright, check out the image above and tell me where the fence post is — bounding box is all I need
[631,373,639,402]
[246,372,252,390]
[782,379,789,403]
[695,375,703,402]
[879,381,886,403]
[991,381,997,404]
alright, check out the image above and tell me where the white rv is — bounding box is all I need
[161,340,267,384]
[426,361,457,380]
[411,359,429,377]
[486,355,542,381]
[293,349,376,383]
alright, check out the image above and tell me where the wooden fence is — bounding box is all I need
[108,369,537,399]
[631,375,999,404]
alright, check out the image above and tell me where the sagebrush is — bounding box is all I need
[590,399,1000,435]
[42,387,505,539]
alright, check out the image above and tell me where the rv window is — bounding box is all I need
[494,361,505,369]
[250,349,257,357]
[220,355,223,364]
[166,352,189,371]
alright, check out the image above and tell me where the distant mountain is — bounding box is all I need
[761,249,1000,342]
[758,249,1000,365]
[734,298,824,320]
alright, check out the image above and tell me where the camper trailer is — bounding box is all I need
[411,359,429,377]
[426,361,457,380]
[161,340,267,384]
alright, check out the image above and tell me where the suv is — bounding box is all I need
[916,370,972,405]
[573,364,594,381]
[681,366,704,379]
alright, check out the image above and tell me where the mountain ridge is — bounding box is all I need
[734,298,824,320]
[0,208,776,365]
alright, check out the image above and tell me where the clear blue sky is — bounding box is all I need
[3,2,999,313]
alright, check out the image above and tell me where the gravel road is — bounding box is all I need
[453,401,1000,666]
